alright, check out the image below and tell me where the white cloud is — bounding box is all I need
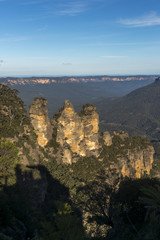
[57,0,105,16]
[119,12,160,27]
[57,1,87,16]
[22,1,87,21]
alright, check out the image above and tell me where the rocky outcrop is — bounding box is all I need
[121,145,154,178]
[108,132,155,179]
[56,100,85,158]
[29,97,154,177]
[54,101,99,163]
[113,131,129,140]
[103,131,112,146]
[81,104,99,155]
[29,98,53,147]
[101,131,154,179]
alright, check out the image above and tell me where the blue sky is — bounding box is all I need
[0,0,160,76]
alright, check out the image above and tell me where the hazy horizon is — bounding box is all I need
[0,74,159,78]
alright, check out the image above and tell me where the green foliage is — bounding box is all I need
[123,136,151,150]
[106,178,160,240]
[40,202,85,240]
[99,134,151,171]
[0,139,19,185]
[53,213,85,240]
[0,233,12,240]
[0,84,30,138]
[56,202,72,215]
[0,192,13,229]
[71,157,103,182]
[79,103,98,116]
[140,184,160,211]
[46,128,60,153]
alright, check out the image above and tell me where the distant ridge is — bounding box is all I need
[0,75,155,118]
[0,75,156,85]
[96,77,160,140]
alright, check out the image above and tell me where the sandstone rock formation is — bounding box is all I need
[103,131,112,146]
[29,98,53,147]
[113,131,129,140]
[54,101,99,163]
[29,97,155,178]
[121,145,154,178]
[101,132,155,179]
[56,100,85,158]
[81,104,99,154]
[110,132,155,179]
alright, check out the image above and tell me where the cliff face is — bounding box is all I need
[103,131,112,146]
[121,146,154,178]
[81,105,99,154]
[56,100,85,158]
[104,133,155,179]
[54,101,99,163]
[29,98,53,147]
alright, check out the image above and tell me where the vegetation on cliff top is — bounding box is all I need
[0,84,30,138]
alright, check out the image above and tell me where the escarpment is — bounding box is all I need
[107,132,154,179]
[121,145,154,178]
